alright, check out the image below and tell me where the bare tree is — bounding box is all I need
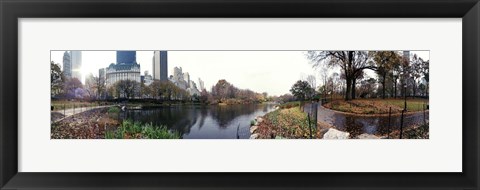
[307,51,374,100]
[306,75,317,90]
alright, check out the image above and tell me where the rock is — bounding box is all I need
[356,133,380,139]
[250,125,258,133]
[249,134,259,139]
[322,128,350,139]
[256,117,264,123]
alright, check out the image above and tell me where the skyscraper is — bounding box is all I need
[198,78,205,91]
[152,51,160,80]
[62,51,72,78]
[152,51,168,81]
[160,51,168,81]
[71,51,82,80]
[99,68,106,85]
[116,51,137,64]
[184,72,190,87]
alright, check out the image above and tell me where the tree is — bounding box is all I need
[358,78,377,98]
[50,61,65,97]
[421,59,430,97]
[96,75,106,99]
[140,82,151,98]
[199,89,210,103]
[306,75,317,90]
[212,79,236,101]
[149,80,163,99]
[371,51,401,99]
[84,74,97,100]
[64,77,83,99]
[114,80,140,99]
[290,80,314,101]
[410,54,424,97]
[307,51,373,100]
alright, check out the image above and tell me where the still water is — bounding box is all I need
[123,104,276,139]
[308,104,428,138]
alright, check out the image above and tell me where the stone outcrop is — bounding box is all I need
[322,128,350,139]
[356,133,380,139]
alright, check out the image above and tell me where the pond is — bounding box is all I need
[307,104,428,138]
[121,104,276,139]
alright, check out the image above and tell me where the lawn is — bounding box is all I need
[324,98,428,114]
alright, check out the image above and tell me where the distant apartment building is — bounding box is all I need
[143,71,153,86]
[62,51,72,78]
[152,51,168,81]
[198,78,205,91]
[170,66,200,96]
[184,72,190,88]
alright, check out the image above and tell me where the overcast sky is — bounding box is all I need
[51,50,429,96]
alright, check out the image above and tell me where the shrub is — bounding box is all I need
[107,106,121,113]
[105,119,180,139]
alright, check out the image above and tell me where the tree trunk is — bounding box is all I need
[382,73,386,99]
[412,79,417,98]
[351,78,356,100]
[394,79,397,99]
[345,78,352,101]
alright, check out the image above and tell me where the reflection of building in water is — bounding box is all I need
[106,51,141,87]
[169,66,200,96]
[71,51,82,80]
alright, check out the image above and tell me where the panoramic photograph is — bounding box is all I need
[50,50,429,139]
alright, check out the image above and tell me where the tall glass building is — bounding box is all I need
[116,51,137,64]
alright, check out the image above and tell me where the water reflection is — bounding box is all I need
[333,112,428,138]
[123,104,276,139]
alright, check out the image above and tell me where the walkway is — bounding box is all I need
[305,103,428,138]
[51,105,113,123]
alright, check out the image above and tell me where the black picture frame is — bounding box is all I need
[1,0,478,189]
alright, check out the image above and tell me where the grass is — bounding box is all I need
[261,106,317,138]
[107,106,121,113]
[105,119,181,139]
[324,98,428,114]
[278,101,302,109]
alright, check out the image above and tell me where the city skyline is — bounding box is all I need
[51,50,429,96]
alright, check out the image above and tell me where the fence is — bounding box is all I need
[301,102,319,139]
[301,101,428,139]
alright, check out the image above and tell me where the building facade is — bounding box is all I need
[152,51,168,81]
[198,78,205,91]
[106,51,141,87]
[143,71,153,86]
[71,51,82,80]
[62,51,72,78]
[117,51,137,64]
